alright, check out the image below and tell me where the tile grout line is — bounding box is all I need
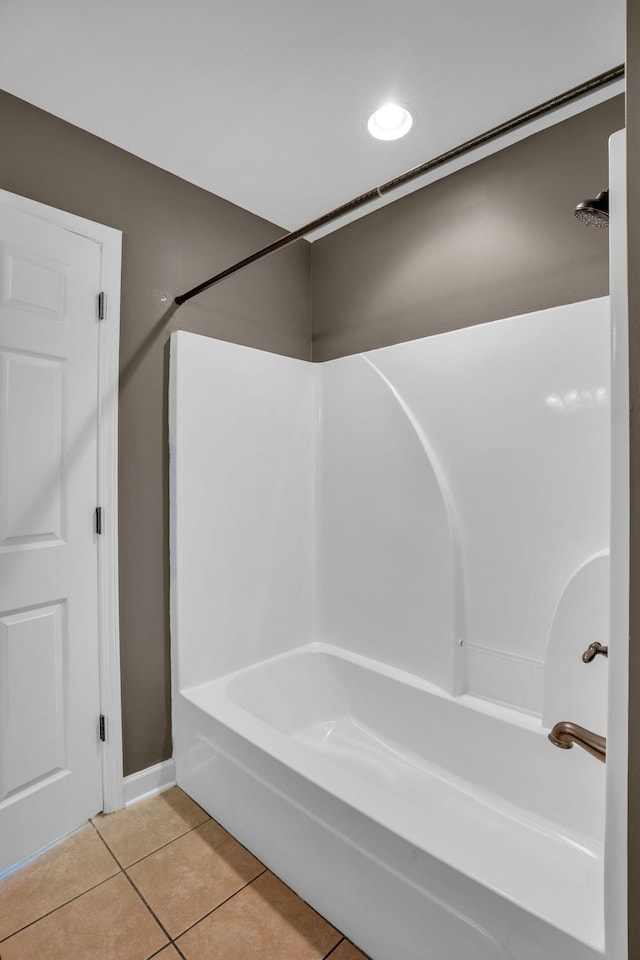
[90,807,275,949]
[91,822,177,954]
[121,869,175,944]
[207,824,269,871]
[92,809,364,958]
[172,867,269,942]
[114,839,262,955]
[1,796,361,959]
[0,868,123,944]
[94,786,272,889]
[0,857,360,960]
[170,864,353,956]
[0,836,184,960]
[244,861,349,953]
[184,793,212,822]
[169,938,189,960]
[91,798,284,936]
[90,814,211,870]
[89,818,126,870]
[336,939,374,960]
[155,824,353,956]
[147,944,179,960]
[322,936,346,958]
[150,937,189,960]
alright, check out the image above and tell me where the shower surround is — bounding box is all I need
[170,295,612,960]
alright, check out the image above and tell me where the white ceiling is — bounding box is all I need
[0,0,625,233]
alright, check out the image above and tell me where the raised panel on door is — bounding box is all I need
[0,245,68,322]
[0,352,65,548]
[0,603,66,802]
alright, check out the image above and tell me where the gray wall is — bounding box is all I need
[0,89,312,777]
[312,96,624,360]
[627,0,639,953]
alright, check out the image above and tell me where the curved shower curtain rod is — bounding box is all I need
[175,63,624,307]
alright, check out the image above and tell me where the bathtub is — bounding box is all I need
[174,643,605,960]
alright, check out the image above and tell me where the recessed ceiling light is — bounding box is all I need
[367,103,413,141]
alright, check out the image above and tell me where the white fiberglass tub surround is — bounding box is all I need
[171,303,611,960]
[170,138,627,960]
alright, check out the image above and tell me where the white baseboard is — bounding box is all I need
[123,758,176,807]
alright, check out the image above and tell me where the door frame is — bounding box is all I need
[0,188,124,813]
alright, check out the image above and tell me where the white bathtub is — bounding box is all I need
[174,644,605,960]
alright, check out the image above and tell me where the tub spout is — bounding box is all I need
[548,721,606,763]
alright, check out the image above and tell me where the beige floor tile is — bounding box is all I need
[329,940,371,960]
[0,824,119,941]
[153,947,182,959]
[128,819,264,938]
[177,871,341,960]
[0,873,168,960]
[92,786,209,866]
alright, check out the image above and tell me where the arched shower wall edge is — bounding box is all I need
[168,131,628,960]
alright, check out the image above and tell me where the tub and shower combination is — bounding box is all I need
[169,137,628,960]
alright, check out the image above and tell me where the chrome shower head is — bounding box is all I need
[574,189,609,228]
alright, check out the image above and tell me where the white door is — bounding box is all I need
[0,201,103,873]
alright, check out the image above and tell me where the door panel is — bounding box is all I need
[0,602,65,801]
[0,202,102,872]
[0,352,64,546]
[1,247,67,321]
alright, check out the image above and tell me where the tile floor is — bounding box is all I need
[0,787,371,960]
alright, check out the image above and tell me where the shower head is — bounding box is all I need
[574,189,609,228]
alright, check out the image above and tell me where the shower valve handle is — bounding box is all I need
[582,642,608,663]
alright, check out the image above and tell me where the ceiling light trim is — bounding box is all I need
[367,103,414,141]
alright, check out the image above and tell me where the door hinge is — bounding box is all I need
[95,506,103,535]
[97,291,105,321]
[99,715,106,742]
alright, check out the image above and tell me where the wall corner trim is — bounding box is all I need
[123,759,176,807]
